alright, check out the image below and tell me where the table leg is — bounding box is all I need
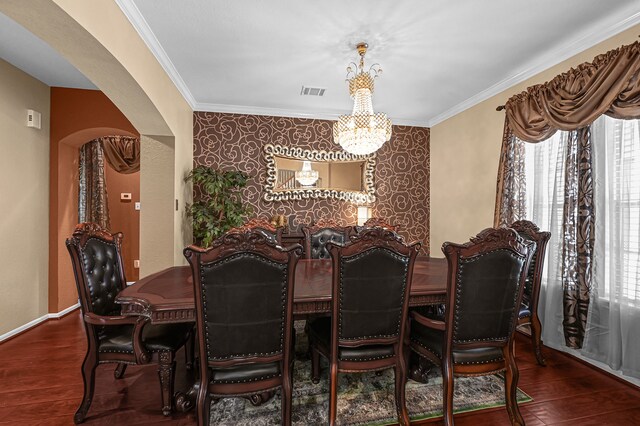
[408,351,433,383]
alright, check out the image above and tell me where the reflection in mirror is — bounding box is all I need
[263,144,375,203]
[275,157,364,191]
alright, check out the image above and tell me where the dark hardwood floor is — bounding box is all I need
[1,312,640,425]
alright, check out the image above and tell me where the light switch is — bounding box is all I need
[134,202,141,210]
[133,260,140,268]
[120,193,132,201]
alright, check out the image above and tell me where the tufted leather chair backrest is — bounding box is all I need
[66,223,126,317]
[443,228,533,345]
[338,247,410,340]
[304,227,349,259]
[197,252,291,361]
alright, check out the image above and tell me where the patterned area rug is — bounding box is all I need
[210,323,532,425]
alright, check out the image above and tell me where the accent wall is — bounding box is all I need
[193,112,430,253]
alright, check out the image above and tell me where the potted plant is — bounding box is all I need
[185,165,251,247]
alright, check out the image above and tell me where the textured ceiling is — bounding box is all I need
[0,11,95,89]
[126,0,640,126]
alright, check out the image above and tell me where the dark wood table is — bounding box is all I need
[116,257,448,323]
[115,257,448,409]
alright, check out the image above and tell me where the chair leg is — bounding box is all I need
[530,314,546,366]
[504,342,525,426]
[311,346,321,384]
[196,380,211,426]
[158,351,176,416]
[185,329,196,370]
[441,359,454,426]
[328,362,339,426]
[74,350,98,424]
[281,369,293,426]
[114,363,127,379]
[394,362,410,426]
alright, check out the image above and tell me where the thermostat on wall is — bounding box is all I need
[27,109,41,129]
[120,193,132,201]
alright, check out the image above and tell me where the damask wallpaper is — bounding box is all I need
[193,112,430,254]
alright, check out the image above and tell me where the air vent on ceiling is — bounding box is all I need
[300,86,326,97]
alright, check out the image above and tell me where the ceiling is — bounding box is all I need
[2,2,640,127]
[0,11,95,90]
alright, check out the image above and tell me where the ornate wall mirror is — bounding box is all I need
[263,144,376,203]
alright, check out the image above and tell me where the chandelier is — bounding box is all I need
[295,161,319,186]
[333,42,392,156]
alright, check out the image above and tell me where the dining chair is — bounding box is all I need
[230,217,283,245]
[510,220,551,366]
[308,227,421,426]
[66,223,193,423]
[184,228,302,426]
[302,218,352,259]
[409,227,534,426]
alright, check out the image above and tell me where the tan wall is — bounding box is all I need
[0,59,50,335]
[429,24,640,256]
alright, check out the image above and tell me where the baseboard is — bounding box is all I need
[48,302,80,319]
[0,302,80,343]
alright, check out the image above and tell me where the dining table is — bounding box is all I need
[115,256,449,410]
[116,257,448,321]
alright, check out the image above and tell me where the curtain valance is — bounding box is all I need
[505,41,640,142]
[100,135,140,174]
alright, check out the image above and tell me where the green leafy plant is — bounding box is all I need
[185,166,251,247]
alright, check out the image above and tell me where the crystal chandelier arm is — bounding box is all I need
[368,63,382,78]
[345,62,359,80]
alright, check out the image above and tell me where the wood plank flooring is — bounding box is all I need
[1,312,639,425]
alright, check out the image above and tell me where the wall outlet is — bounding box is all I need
[134,202,141,210]
[133,260,140,269]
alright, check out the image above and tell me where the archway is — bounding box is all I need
[0,0,193,317]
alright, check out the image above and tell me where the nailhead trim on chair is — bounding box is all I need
[340,353,395,362]
[410,339,505,365]
[210,372,281,384]
[338,248,409,341]
[200,253,288,361]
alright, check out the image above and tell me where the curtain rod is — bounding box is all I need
[496,105,505,111]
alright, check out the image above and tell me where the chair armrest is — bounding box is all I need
[83,313,151,364]
[410,310,446,331]
[83,312,140,326]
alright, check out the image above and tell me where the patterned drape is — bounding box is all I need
[494,122,526,227]
[560,127,594,348]
[79,140,110,230]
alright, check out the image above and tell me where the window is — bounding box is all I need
[524,116,640,305]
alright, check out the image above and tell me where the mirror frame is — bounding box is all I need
[263,143,376,203]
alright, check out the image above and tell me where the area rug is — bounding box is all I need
[210,323,532,425]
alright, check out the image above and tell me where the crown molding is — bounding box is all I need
[115,0,197,109]
[195,102,430,127]
[427,10,640,127]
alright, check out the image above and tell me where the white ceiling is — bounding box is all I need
[2,3,640,127]
[0,11,95,90]
[122,0,640,126]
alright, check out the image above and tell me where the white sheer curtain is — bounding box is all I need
[584,116,640,377]
[524,131,570,350]
[524,116,640,379]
